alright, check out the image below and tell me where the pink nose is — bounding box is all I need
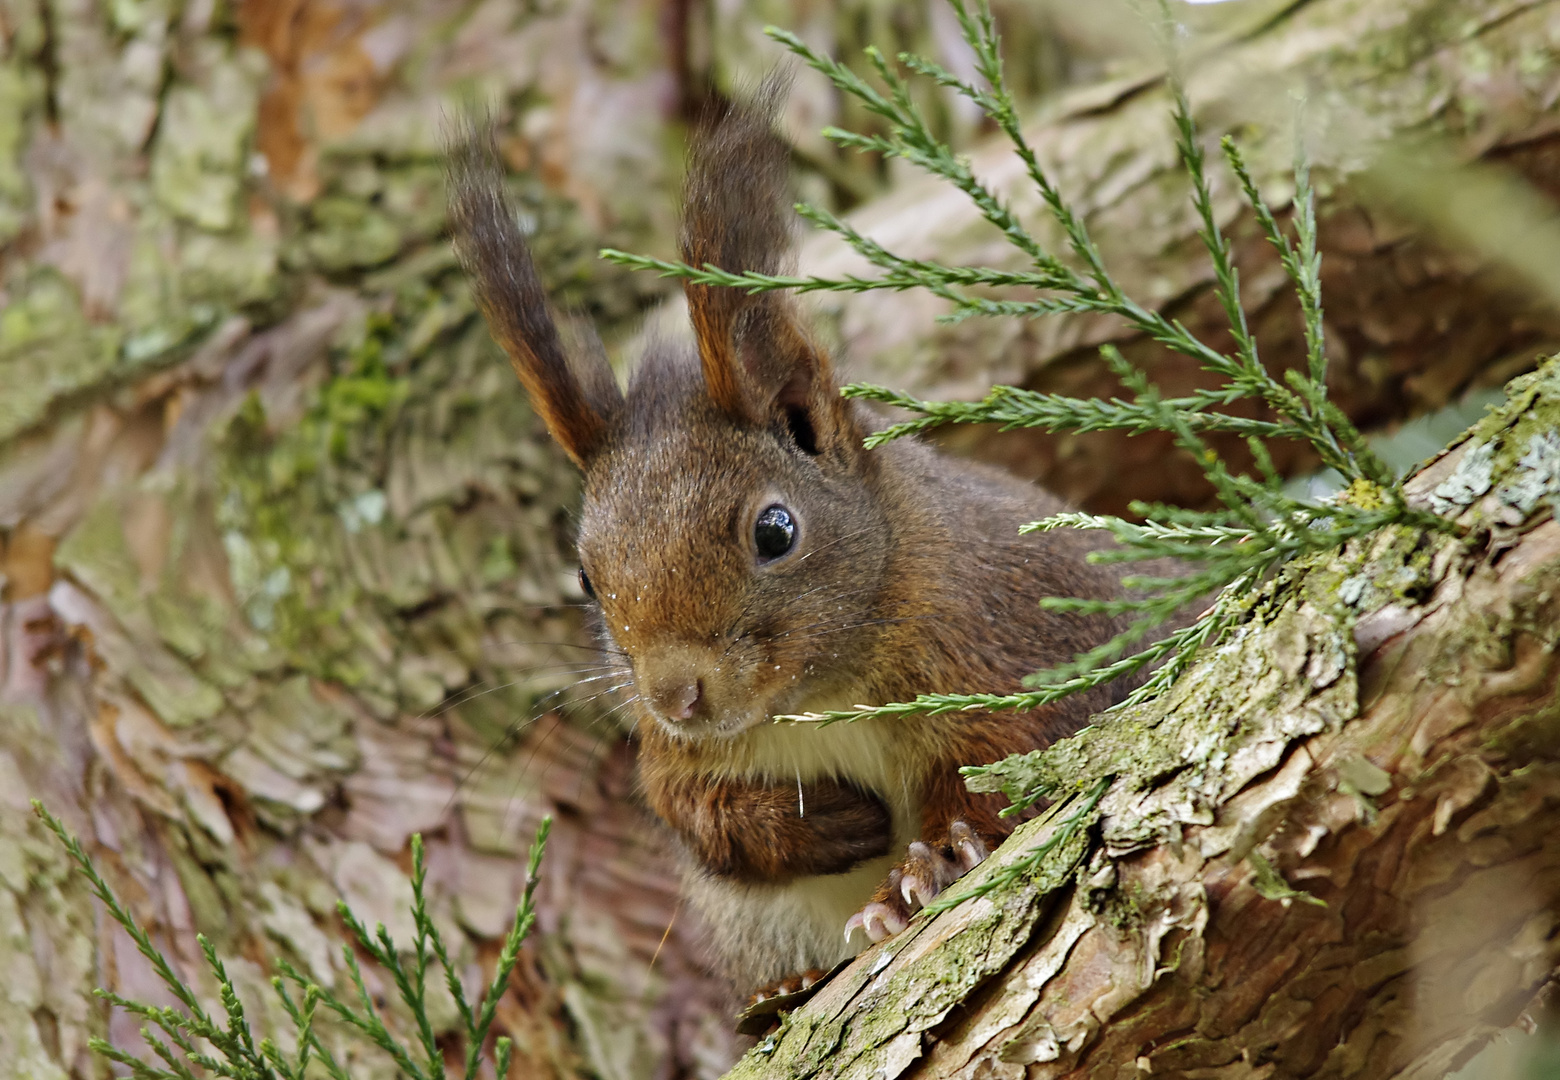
[651,678,704,722]
[637,643,718,726]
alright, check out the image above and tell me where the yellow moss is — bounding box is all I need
[1337,477,1389,511]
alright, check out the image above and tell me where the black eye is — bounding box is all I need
[754,505,796,560]
[578,567,596,599]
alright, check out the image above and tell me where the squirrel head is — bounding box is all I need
[451,77,910,740]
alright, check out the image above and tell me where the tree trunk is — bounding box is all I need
[0,1,1555,1080]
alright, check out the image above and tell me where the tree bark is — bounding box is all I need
[725,359,1560,1079]
[0,2,1556,1080]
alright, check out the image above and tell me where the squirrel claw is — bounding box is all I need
[950,821,989,873]
[854,902,908,943]
[901,842,939,907]
[845,904,904,944]
[847,821,993,945]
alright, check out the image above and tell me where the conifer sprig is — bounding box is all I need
[605,0,1454,730]
[34,801,548,1080]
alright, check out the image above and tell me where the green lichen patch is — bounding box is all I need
[149,50,264,231]
[215,318,411,688]
[0,212,277,452]
[1430,441,1496,515]
[52,497,233,729]
[302,195,408,273]
[52,499,145,622]
[1421,355,1560,530]
[1246,849,1327,907]
[0,270,124,444]
[1305,522,1448,641]
[0,60,43,243]
[1497,430,1560,518]
[174,224,282,311]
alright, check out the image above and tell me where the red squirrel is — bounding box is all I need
[448,82,1127,1001]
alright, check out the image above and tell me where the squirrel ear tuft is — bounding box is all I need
[680,71,839,428]
[448,114,622,465]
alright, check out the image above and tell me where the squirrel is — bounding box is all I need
[448,79,1130,1007]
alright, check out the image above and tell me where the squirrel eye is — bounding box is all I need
[754,505,796,560]
[578,566,596,599]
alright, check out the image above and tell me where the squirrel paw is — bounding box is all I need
[745,967,829,1007]
[735,967,837,1036]
[844,822,989,944]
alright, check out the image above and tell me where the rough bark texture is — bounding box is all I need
[0,1,1556,1079]
[724,359,1560,1080]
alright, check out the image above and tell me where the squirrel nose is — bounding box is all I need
[638,644,717,726]
[651,677,704,722]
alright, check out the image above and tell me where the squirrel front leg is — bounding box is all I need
[643,770,894,884]
[849,720,1041,943]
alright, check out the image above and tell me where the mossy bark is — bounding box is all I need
[0,1,1556,1079]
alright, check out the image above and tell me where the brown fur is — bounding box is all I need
[449,83,1130,991]
[645,767,892,882]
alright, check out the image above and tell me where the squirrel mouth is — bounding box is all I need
[645,706,765,741]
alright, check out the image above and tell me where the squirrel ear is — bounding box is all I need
[449,116,621,466]
[730,302,841,452]
[680,71,839,428]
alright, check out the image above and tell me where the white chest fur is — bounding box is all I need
[712,714,910,790]
[689,854,897,987]
[684,714,926,987]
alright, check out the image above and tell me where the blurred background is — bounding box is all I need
[1,0,1558,1075]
